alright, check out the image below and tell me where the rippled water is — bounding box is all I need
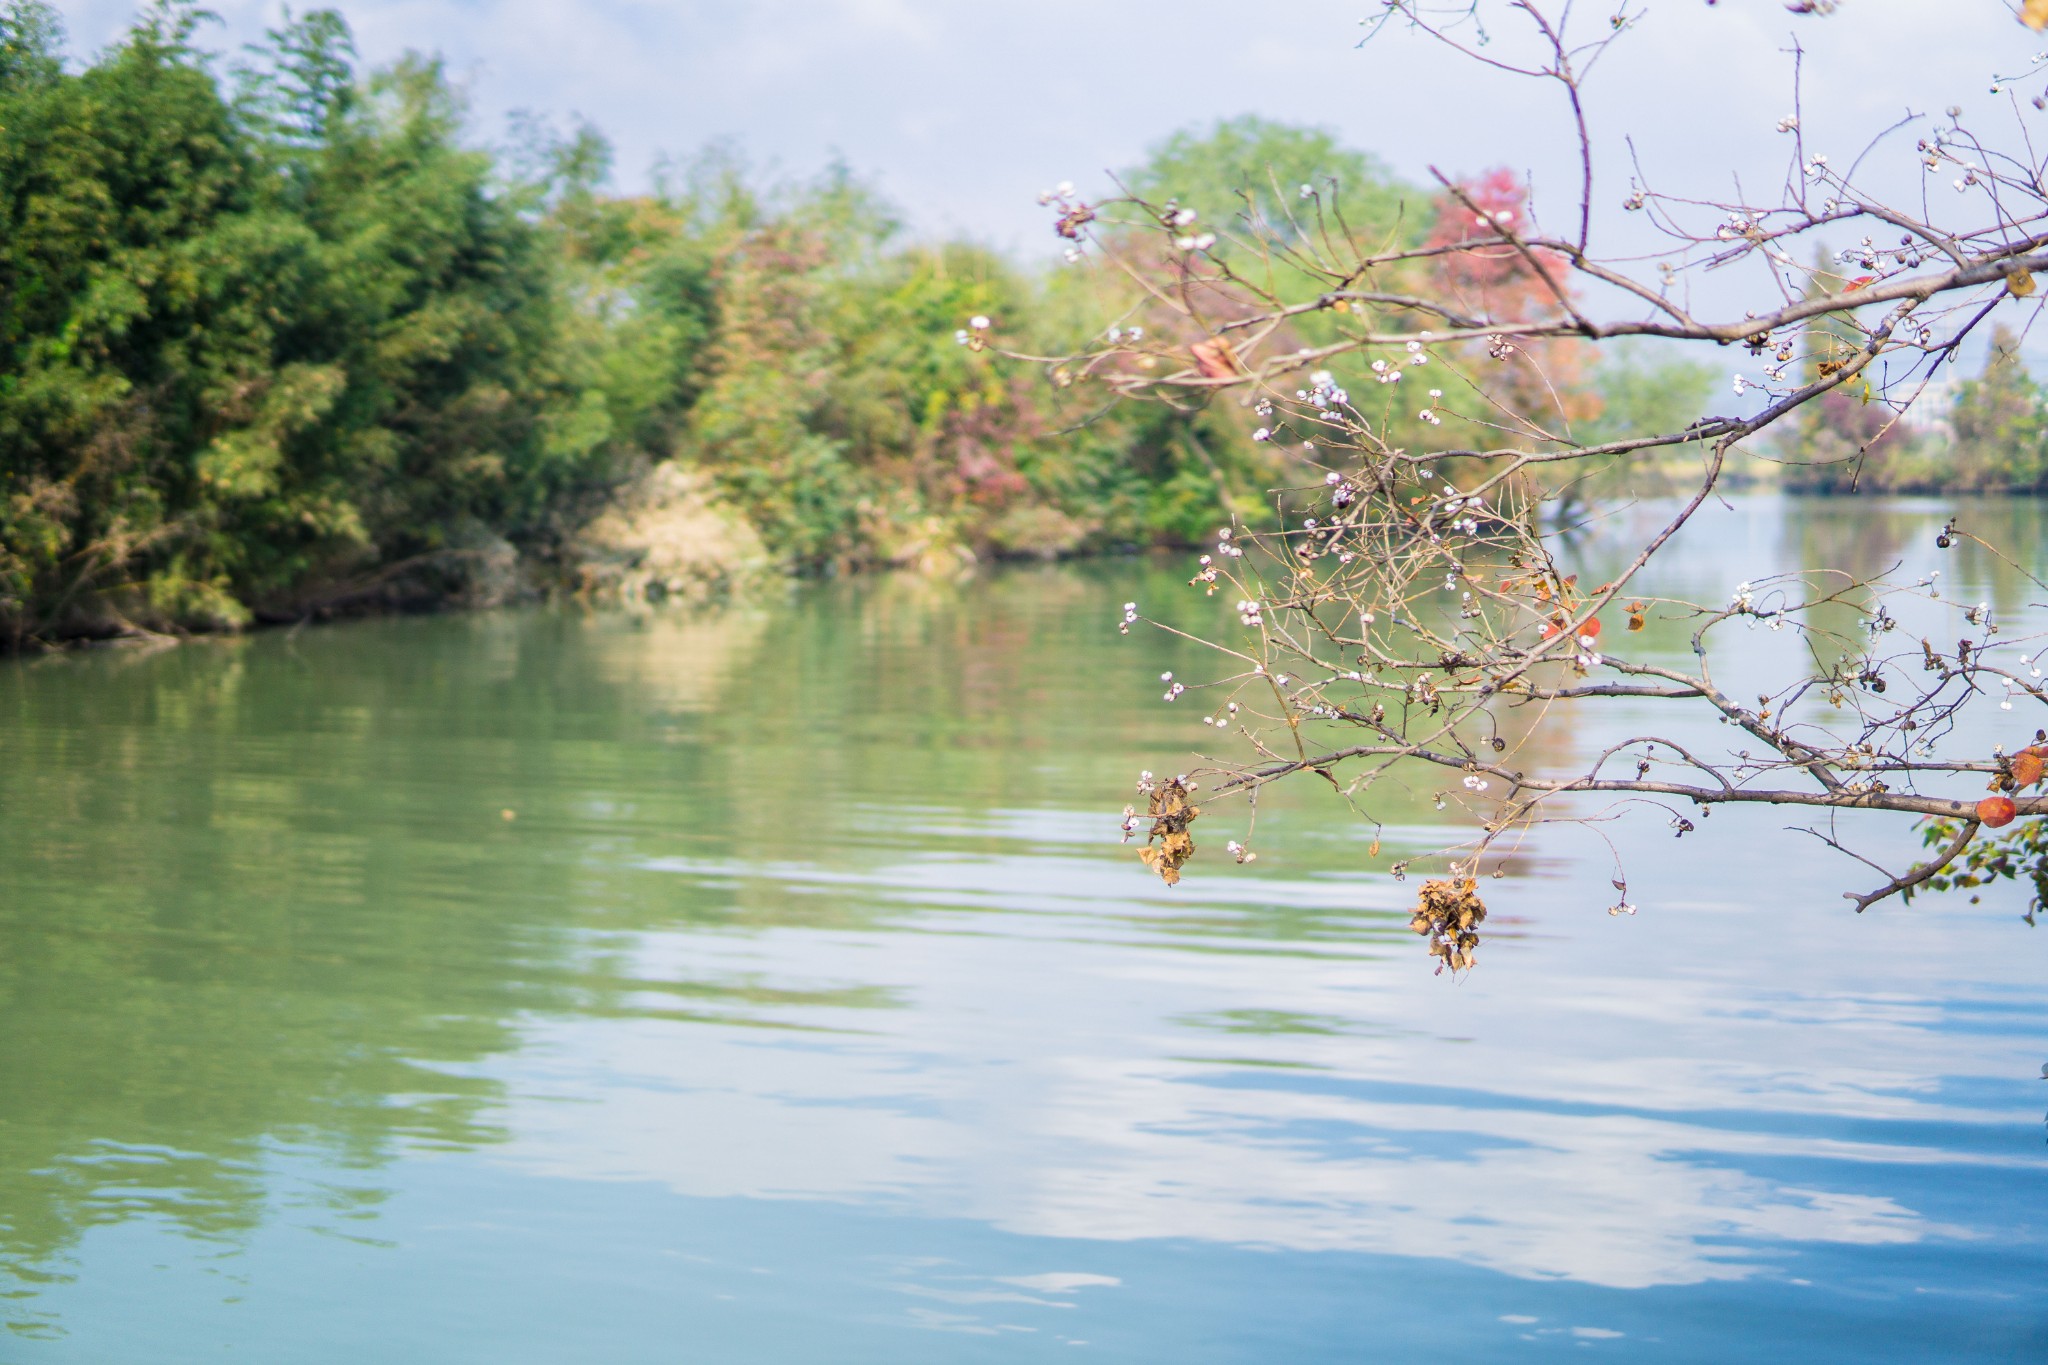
[1,497,2044,1361]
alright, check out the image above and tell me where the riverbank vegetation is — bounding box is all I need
[9,1,2048,652]
[1784,323,2048,494]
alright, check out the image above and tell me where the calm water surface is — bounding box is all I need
[1,497,2044,1361]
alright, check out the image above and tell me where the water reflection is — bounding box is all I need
[0,500,2044,1359]
[488,841,2020,1292]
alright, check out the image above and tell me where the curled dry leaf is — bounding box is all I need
[1137,776,1200,885]
[1410,877,1488,973]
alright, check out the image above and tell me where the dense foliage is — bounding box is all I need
[3,4,1404,642]
[0,4,597,640]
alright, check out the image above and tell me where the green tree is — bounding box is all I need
[0,4,605,641]
[1948,324,2048,491]
[1122,114,1418,261]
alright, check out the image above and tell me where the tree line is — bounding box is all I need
[2,1,2025,648]
[1785,320,2048,494]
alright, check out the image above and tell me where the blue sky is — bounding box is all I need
[47,1,2040,286]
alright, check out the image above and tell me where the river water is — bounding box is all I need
[1,497,2043,1361]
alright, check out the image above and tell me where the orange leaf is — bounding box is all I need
[2026,0,2048,31]
[1978,796,2018,828]
[1190,338,1240,380]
